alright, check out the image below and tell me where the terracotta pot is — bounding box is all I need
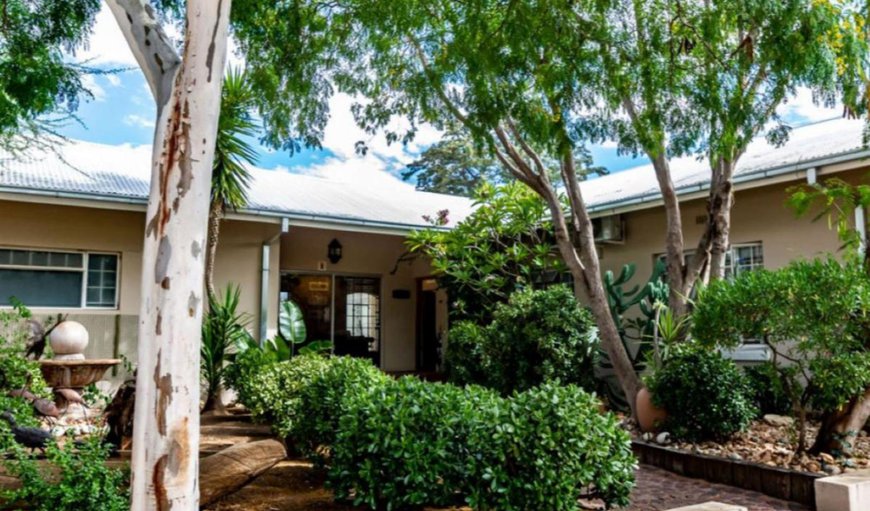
[636,386,667,433]
[49,321,89,360]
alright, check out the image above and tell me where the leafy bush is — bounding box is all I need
[648,346,756,442]
[295,356,390,463]
[224,343,277,408]
[446,285,599,394]
[692,258,870,452]
[244,354,331,436]
[467,383,635,510]
[201,284,252,412]
[443,320,488,386]
[329,379,635,510]
[744,363,793,416]
[330,378,498,509]
[1,435,129,511]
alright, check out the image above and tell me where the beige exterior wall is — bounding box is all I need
[278,226,441,372]
[596,167,867,288]
[0,198,442,382]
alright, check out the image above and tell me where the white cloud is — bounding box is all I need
[123,114,155,129]
[74,6,138,66]
[290,154,416,192]
[105,74,122,87]
[778,87,841,124]
[80,74,106,102]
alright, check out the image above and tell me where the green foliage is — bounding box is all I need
[201,284,253,406]
[0,305,49,398]
[744,363,793,417]
[212,67,256,211]
[243,354,332,437]
[330,379,635,510]
[442,321,488,386]
[402,130,507,196]
[1,435,129,511]
[467,383,636,510]
[407,182,563,323]
[0,0,100,158]
[294,356,390,464]
[329,378,498,509]
[789,176,870,261]
[444,285,599,395]
[648,346,756,442]
[224,346,278,409]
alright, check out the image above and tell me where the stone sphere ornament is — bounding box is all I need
[49,321,89,360]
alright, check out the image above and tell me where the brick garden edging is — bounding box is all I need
[632,441,820,508]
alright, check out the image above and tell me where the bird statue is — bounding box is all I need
[54,388,89,418]
[32,398,61,421]
[7,388,37,403]
[103,374,136,452]
[0,411,52,452]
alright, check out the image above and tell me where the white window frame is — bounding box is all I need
[0,247,120,310]
[722,242,764,279]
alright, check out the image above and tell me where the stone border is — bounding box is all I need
[632,441,819,508]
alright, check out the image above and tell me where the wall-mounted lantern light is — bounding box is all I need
[328,238,343,264]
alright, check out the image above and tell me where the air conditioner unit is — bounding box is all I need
[593,215,624,244]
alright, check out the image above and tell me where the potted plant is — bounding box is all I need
[636,303,687,432]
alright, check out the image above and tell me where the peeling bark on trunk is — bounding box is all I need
[204,198,223,300]
[108,0,232,509]
[811,387,870,455]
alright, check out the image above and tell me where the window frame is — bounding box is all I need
[0,247,121,310]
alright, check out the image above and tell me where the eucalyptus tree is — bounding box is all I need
[581,0,866,316]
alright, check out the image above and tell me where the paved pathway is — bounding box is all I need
[624,465,810,511]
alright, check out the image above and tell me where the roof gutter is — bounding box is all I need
[587,147,870,216]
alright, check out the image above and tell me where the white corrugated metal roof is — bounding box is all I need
[0,140,475,230]
[0,117,866,227]
[582,117,868,212]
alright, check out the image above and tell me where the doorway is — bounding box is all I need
[416,277,440,373]
[280,272,381,367]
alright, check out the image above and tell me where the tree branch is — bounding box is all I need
[105,0,181,107]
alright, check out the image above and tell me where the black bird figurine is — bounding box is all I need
[0,411,52,452]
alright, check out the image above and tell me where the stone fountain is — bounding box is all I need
[38,321,120,408]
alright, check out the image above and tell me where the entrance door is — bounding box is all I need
[416,278,439,372]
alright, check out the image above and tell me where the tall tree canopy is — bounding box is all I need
[402,130,506,196]
[0,0,100,158]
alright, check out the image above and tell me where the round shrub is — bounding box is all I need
[329,377,499,509]
[295,356,391,463]
[744,362,792,417]
[245,354,331,436]
[467,382,635,510]
[648,347,756,442]
[443,320,488,386]
[446,285,599,394]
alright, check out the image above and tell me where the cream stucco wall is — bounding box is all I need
[278,226,440,372]
[596,168,865,286]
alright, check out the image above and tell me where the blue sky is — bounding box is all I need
[65,5,842,191]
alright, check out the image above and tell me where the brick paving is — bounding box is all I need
[623,465,810,511]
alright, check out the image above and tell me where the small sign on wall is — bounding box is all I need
[317,261,327,271]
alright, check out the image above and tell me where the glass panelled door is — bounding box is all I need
[280,273,381,367]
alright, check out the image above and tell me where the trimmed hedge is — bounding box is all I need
[234,355,636,510]
[648,347,756,442]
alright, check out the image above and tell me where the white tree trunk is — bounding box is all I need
[107,0,232,509]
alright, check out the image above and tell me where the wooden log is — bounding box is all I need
[199,439,286,508]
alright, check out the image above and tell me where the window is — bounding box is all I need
[0,248,119,308]
[723,243,764,278]
[654,242,764,280]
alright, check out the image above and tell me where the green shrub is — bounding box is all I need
[245,354,331,436]
[295,356,391,463]
[648,346,756,442]
[224,346,278,409]
[744,363,793,416]
[467,382,635,510]
[330,377,498,509]
[1,435,130,511]
[329,379,635,510]
[443,320,488,386]
[446,285,599,394]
